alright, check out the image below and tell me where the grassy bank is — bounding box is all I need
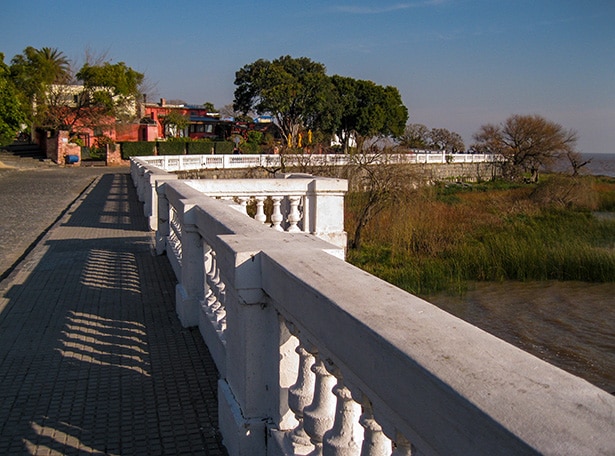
[345,175,615,295]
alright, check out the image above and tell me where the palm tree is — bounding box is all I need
[35,47,71,84]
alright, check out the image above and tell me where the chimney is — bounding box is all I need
[160,98,166,107]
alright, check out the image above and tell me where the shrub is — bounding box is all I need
[187,140,214,155]
[214,141,234,154]
[121,141,155,159]
[157,141,185,155]
[346,175,615,294]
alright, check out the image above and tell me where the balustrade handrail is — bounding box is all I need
[130,157,615,456]
[132,151,500,172]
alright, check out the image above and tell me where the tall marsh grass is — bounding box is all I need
[346,175,615,295]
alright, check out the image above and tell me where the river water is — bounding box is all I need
[426,281,615,393]
[425,153,615,394]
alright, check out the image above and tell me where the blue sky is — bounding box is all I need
[1,0,614,153]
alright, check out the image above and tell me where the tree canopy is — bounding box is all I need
[76,61,144,122]
[6,47,145,133]
[331,76,408,151]
[400,123,465,152]
[472,114,578,182]
[234,56,336,147]
[234,56,408,149]
[0,53,27,146]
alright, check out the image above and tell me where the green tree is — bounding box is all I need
[9,46,71,126]
[472,114,577,182]
[33,60,146,133]
[234,56,336,147]
[0,53,27,146]
[161,111,189,138]
[331,76,408,152]
[76,61,143,120]
[202,102,216,112]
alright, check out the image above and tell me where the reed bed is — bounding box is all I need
[346,175,615,295]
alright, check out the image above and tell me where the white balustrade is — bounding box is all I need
[287,343,316,449]
[131,157,615,456]
[132,152,499,174]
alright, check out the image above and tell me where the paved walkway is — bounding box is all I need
[0,168,227,455]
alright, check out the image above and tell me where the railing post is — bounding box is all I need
[155,183,170,256]
[306,178,348,253]
[175,205,203,327]
[217,244,288,455]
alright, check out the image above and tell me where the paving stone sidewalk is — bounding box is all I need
[0,171,227,455]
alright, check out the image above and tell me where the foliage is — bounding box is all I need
[472,114,578,182]
[400,123,464,152]
[330,75,408,152]
[76,61,143,123]
[234,56,336,147]
[214,141,234,154]
[0,53,27,146]
[399,123,430,149]
[346,175,615,295]
[83,135,114,160]
[187,139,214,155]
[9,46,71,126]
[121,141,155,159]
[234,55,408,150]
[345,148,426,249]
[9,47,145,134]
[202,102,216,112]
[161,111,189,137]
[158,141,185,155]
[239,130,263,154]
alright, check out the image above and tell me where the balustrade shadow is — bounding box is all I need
[60,173,148,231]
[0,172,227,455]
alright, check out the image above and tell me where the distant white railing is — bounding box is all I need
[135,151,499,172]
[131,157,615,456]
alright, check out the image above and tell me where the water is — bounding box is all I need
[426,154,615,393]
[581,152,615,178]
[426,281,615,393]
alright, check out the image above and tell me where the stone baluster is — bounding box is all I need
[287,343,316,450]
[287,195,302,232]
[271,196,284,231]
[391,434,414,456]
[236,196,248,214]
[205,249,226,333]
[254,196,267,224]
[212,255,227,332]
[359,401,391,456]
[303,356,337,456]
[322,369,362,456]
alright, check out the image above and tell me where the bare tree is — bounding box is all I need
[472,114,578,182]
[429,127,465,152]
[346,147,424,250]
[564,150,592,177]
[400,123,430,149]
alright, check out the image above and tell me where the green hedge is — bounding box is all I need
[157,141,185,155]
[121,142,156,159]
[187,140,214,155]
[214,141,234,154]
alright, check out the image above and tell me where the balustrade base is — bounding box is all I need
[199,305,227,377]
[268,429,313,456]
[219,380,268,456]
[175,284,199,327]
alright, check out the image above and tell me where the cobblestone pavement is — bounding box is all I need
[0,154,107,281]
[0,162,227,455]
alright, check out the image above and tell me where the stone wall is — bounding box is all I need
[174,161,501,187]
[39,130,81,165]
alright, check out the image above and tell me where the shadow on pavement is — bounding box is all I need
[0,173,227,455]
